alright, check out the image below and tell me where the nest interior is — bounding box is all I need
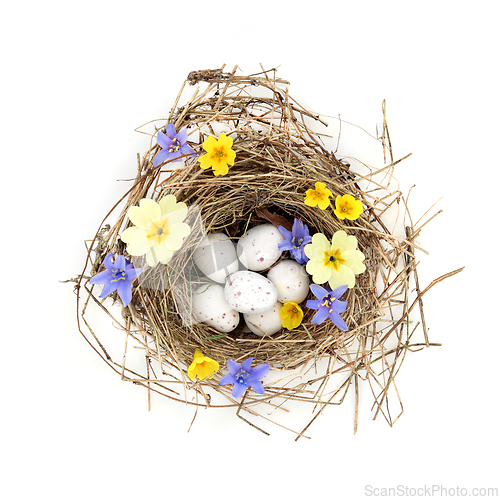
[77,67,456,436]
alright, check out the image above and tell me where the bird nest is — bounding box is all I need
[74,66,459,439]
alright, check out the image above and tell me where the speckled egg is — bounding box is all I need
[267,259,310,304]
[193,233,239,283]
[244,301,283,336]
[192,283,240,333]
[224,270,278,314]
[237,224,284,271]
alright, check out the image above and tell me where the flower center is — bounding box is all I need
[147,217,171,245]
[168,138,181,153]
[291,237,304,250]
[214,148,225,159]
[341,205,350,213]
[321,295,336,313]
[314,189,323,199]
[110,268,127,283]
[324,248,345,271]
[236,369,249,384]
[291,307,299,315]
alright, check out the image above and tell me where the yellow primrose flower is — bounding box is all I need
[198,132,236,176]
[279,301,304,330]
[304,182,333,210]
[188,348,219,381]
[304,230,366,289]
[121,195,191,267]
[334,194,363,221]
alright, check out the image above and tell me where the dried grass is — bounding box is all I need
[74,65,462,439]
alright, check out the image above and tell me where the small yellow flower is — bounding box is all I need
[304,182,333,210]
[198,133,236,176]
[279,302,304,330]
[187,348,219,381]
[334,194,363,221]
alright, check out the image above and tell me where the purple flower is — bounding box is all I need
[153,123,195,167]
[306,284,349,331]
[89,253,142,307]
[277,218,312,264]
[219,357,270,398]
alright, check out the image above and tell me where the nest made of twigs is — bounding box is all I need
[75,66,458,438]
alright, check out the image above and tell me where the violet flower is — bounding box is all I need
[277,218,312,264]
[89,253,142,307]
[306,284,349,331]
[219,357,269,398]
[153,123,195,167]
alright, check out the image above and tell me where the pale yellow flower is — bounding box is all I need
[188,348,219,381]
[121,195,190,267]
[304,230,366,289]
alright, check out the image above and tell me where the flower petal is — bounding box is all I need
[202,135,218,153]
[311,306,329,325]
[176,127,188,144]
[331,298,347,314]
[309,284,329,300]
[328,265,355,289]
[219,373,236,386]
[329,311,348,331]
[227,359,241,376]
[342,249,366,274]
[126,228,151,256]
[128,199,161,228]
[156,131,171,150]
[103,253,114,269]
[241,357,254,372]
[163,222,191,251]
[330,285,348,299]
[125,267,142,281]
[331,230,358,251]
[89,269,113,286]
[153,148,171,168]
[120,226,138,244]
[114,255,127,270]
[152,242,174,262]
[248,363,269,382]
[165,123,177,139]
[116,279,132,307]
[306,260,332,284]
[306,299,321,310]
[166,205,188,225]
[277,225,292,241]
[232,382,247,398]
[180,143,195,156]
[249,380,265,394]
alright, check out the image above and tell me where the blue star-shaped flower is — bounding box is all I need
[219,357,270,398]
[89,253,142,307]
[306,284,349,331]
[153,123,195,167]
[277,218,312,264]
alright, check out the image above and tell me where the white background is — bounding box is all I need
[2,1,499,499]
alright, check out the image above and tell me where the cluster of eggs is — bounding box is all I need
[191,224,310,336]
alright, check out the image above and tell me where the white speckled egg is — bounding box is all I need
[224,270,278,314]
[192,283,240,333]
[193,233,239,283]
[267,259,310,304]
[244,301,283,336]
[237,224,284,271]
